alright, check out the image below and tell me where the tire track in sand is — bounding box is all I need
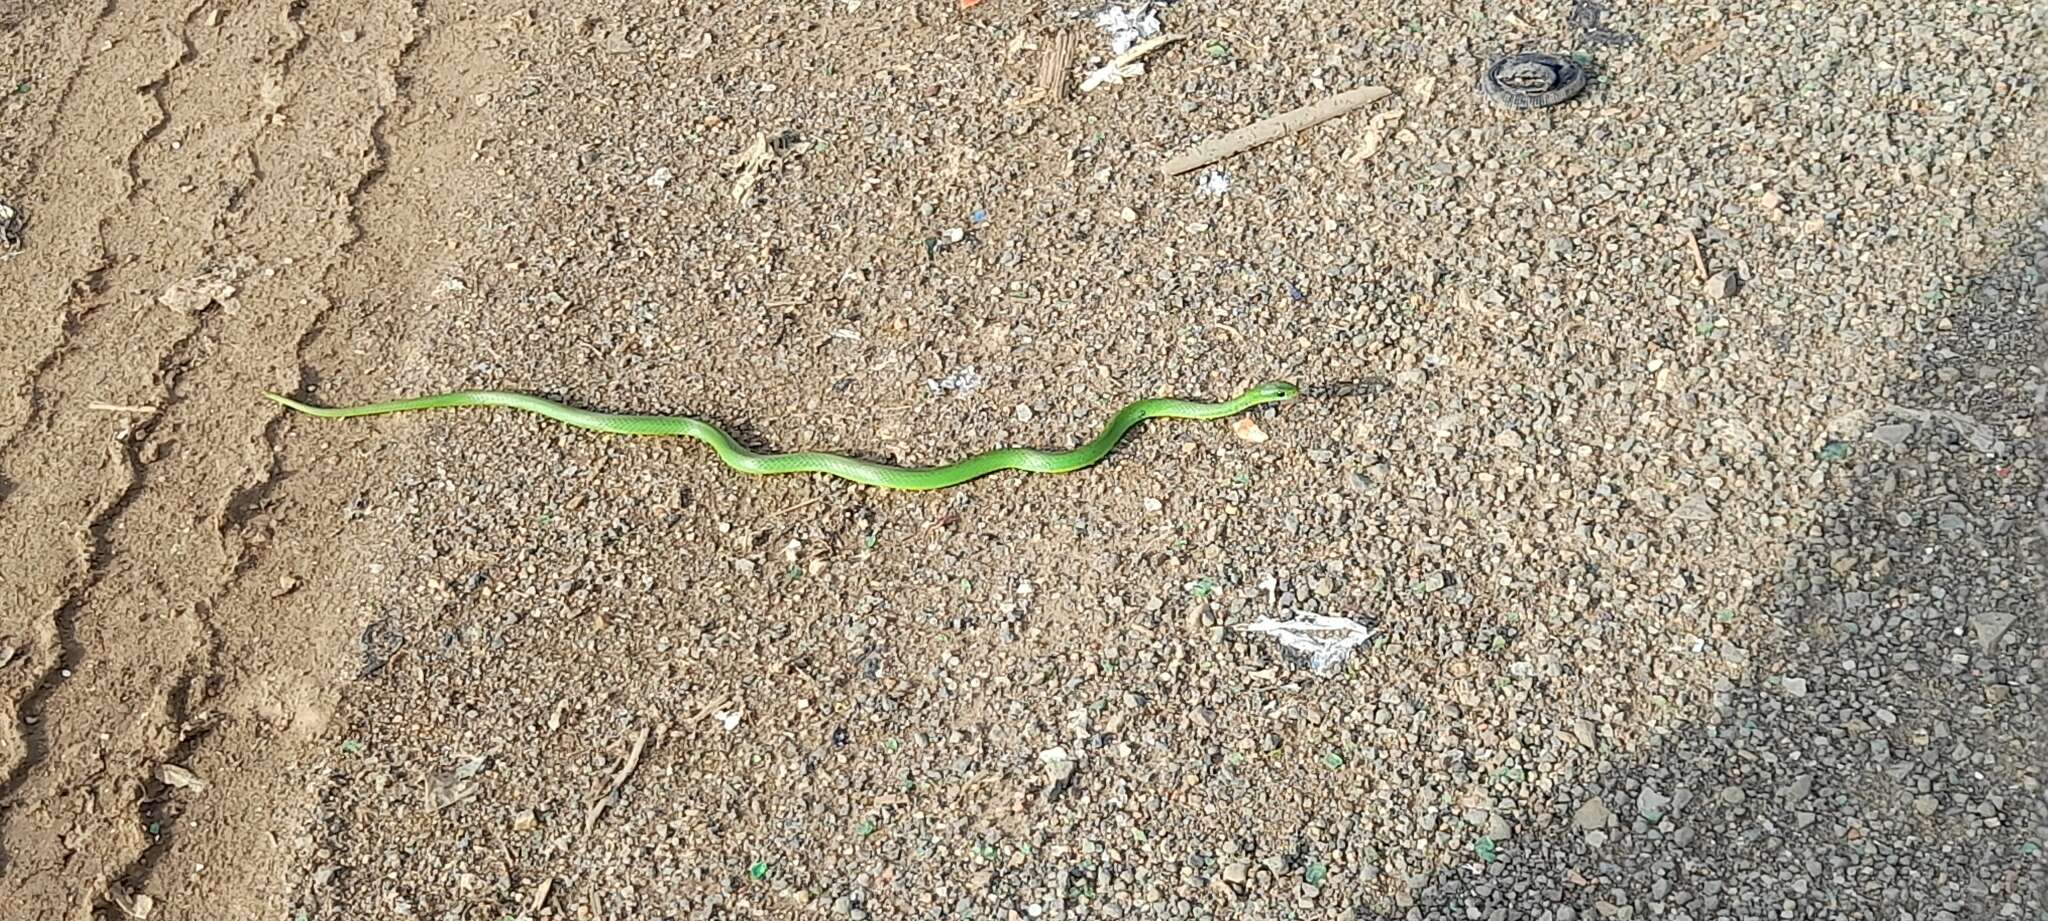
[0,1,426,915]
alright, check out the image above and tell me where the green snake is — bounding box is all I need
[264,380,1298,491]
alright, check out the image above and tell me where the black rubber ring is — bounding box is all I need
[1479,52,1587,109]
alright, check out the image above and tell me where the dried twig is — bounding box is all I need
[766,496,824,519]
[1160,86,1391,175]
[583,725,653,833]
[88,402,159,414]
[1684,229,1710,280]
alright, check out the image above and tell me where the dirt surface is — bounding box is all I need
[3,1,2044,919]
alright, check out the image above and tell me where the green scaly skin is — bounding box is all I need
[263,380,1299,491]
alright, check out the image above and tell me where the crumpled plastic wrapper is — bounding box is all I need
[1236,615,1376,675]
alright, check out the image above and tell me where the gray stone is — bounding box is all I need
[1574,797,1615,830]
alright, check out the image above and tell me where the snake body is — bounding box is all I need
[264,380,1297,491]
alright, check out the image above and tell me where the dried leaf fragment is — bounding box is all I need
[159,269,238,314]
[157,763,207,793]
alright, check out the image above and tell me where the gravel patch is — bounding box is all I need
[297,1,2046,918]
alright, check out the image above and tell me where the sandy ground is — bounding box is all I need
[3,1,2044,919]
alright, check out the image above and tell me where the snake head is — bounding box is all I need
[1249,380,1301,403]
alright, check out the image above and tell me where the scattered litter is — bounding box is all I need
[1674,27,1726,66]
[157,763,208,793]
[158,268,239,314]
[684,692,736,723]
[1703,269,1741,299]
[1230,417,1267,444]
[729,135,774,203]
[925,366,985,398]
[1882,404,2003,454]
[1194,171,1231,196]
[1668,494,1717,521]
[1080,32,1184,93]
[1236,615,1376,675]
[1865,422,1913,448]
[1346,106,1406,165]
[583,725,653,833]
[726,131,808,205]
[452,752,491,779]
[1018,31,1078,106]
[1161,86,1391,176]
[1092,4,1159,55]
[643,167,674,188]
[107,885,155,919]
[1080,59,1139,91]
[1039,746,1078,799]
[0,198,23,249]
[715,708,743,731]
[600,23,635,54]
[428,753,491,811]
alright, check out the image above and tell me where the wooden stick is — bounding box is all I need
[1160,86,1390,176]
[1039,32,1077,102]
